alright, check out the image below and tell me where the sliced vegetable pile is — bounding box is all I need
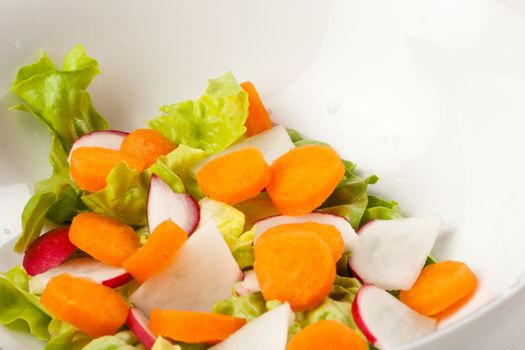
[0,45,478,350]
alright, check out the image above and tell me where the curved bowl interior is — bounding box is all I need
[0,0,524,349]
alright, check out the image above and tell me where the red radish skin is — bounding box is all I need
[102,272,132,288]
[68,130,128,162]
[23,226,76,276]
[351,289,377,345]
[147,175,200,234]
[348,264,364,282]
[127,308,156,350]
[357,220,375,234]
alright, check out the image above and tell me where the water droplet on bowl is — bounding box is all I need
[326,97,342,115]
[14,40,21,49]
[3,228,10,235]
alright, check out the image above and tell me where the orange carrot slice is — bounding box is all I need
[267,145,345,216]
[400,260,477,316]
[240,81,272,136]
[262,222,344,262]
[70,146,145,192]
[120,129,176,168]
[69,212,140,267]
[254,226,335,311]
[149,308,246,345]
[196,147,271,205]
[123,220,187,283]
[287,320,368,350]
[41,274,128,337]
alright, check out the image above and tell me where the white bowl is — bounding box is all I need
[1,0,524,349]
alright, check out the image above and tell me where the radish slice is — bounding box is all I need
[254,213,358,251]
[130,220,241,314]
[23,226,76,276]
[147,175,200,234]
[352,285,436,348]
[68,130,128,161]
[126,308,156,350]
[209,302,294,350]
[28,258,130,294]
[349,217,441,290]
[234,270,260,296]
[192,125,294,173]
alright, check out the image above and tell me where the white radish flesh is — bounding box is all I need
[234,270,260,296]
[130,220,241,314]
[68,130,128,161]
[254,213,358,251]
[352,285,436,349]
[147,175,200,234]
[349,217,441,290]
[28,258,130,294]
[209,302,294,350]
[192,125,294,172]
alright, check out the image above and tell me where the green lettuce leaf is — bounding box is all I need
[286,129,303,143]
[290,277,363,340]
[148,72,249,155]
[15,191,57,252]
[14,136,84,252]
[149,145,207,198]
[82,331,144,350]
[44,319,91,350]
[212,292,267,322]
[82,162,150,226]
[360,194,402,225]
[152,337,182,350]
[329,276,361,303]
[11,45,107,152]
[336,252,352,277]
[198,198,254,269]
[234,192,279,231]
[0,266,52,340]
[319,173,378,229]
[11,45,108,252]
[229,229,255,270]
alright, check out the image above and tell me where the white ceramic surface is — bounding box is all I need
[1,0,524,349]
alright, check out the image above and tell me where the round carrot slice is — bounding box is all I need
[240,81,272,136]
[70,146,145,192]
[400,260,477,316]
[123,220,188,283]
[120,128,176,168]
[149,308,246,345]
[287,320,368,350]
[196,147,271,205]
[69,212,140,267]
[254,226,336,311]
[267,145,344,215]
[261,222,344,262]
[41,274,128,337]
